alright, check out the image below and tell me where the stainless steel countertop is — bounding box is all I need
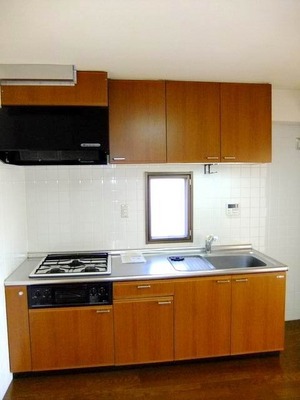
[4,245,288,286]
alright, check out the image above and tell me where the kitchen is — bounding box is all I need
[1,1,300,399]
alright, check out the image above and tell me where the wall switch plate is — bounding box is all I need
[121,204,129,218]
[226,203,240,216]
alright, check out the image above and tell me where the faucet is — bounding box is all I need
[205,234,218,253]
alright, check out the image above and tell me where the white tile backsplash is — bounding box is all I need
[24,163,268,253]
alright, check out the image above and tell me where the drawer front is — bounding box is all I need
[113,280,174,299]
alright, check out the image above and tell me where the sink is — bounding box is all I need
[204,254,266,269]
[168,255,215,272]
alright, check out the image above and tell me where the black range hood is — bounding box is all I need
[0,106,109,165]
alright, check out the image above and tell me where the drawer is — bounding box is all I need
[113,280,174,299]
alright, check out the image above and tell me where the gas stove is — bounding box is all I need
[29,252,111,278]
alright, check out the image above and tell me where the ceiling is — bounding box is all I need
[1,0,300,89]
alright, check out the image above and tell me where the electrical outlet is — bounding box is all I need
[121,204,129,218]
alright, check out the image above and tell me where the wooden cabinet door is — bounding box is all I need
[220,83,271,162]
[1,71,108,106]
[29,306,114,371]
[166,81,220,163]
[5,286,31,372]
[174,277,231,360]
[109,80,166,163]
[114,297,174,365]
[231,273,286,355]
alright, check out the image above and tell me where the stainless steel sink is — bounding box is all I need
[168,255,215,272]
[204,254,266,269]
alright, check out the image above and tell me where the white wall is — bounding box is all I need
[0,164,27,400]
[272,89,300,123]
[266,123,300,320]
[25,163,268,253]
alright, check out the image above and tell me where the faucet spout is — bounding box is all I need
[205,234,218,253]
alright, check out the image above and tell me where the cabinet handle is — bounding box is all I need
[216,280,231,284]
[235,278,248,282]
[206,156,219,160]
[96,309,111,314]
[223,156,236,160]
[276,275,285,279]
[112,157,126,161]
[137,285,151,289]
[158,301,172,305]
[18,291,24,296]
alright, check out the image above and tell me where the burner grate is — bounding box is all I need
[29,252,111,278]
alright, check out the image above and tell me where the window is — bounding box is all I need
[146,172,193,243]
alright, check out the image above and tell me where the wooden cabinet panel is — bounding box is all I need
[29,305,114,371]
[166,81,220,162]
[1,71,108,106]
[109,80,166,163]
[5,271,286,373]
[231,273,286,355]
[5,286,31,372]
[114,297,174,365]
[113,280,174,299]
[220,83,271,162]
[174,277,231,360]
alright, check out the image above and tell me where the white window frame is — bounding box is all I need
[145,172,193,244]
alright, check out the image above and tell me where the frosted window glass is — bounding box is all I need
[146,173,192,243]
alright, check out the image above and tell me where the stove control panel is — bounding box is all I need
[28,282,112,308]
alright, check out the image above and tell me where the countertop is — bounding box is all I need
[4,245,288,286]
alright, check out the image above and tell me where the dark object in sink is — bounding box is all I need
[204,255,266,269]
[169,256,185,262]
[168,256,215,272]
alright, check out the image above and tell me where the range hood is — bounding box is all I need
[0,64,76,86]
[0,106,109,165]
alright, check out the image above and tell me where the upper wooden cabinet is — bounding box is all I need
[220,83,272,162]
[109,79,271,164]
[0,71,108,106]
[166,81,221,163]
[109,80,167,163]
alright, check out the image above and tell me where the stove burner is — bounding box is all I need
[68,259,84,267]
[29,252,111,278]
[47,267,66,274]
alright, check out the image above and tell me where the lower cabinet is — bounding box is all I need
[174,272,286,360]
[113,280,174,365]
[5,272,286,373]
[114,297,174,365]
[29,305,114,371]
[231,273,286,354]
[5,286,31,372]
[174,276,232,360]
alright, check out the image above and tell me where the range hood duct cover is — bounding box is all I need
[0,64,76,86]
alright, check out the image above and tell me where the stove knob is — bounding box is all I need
[34,290,41,298]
